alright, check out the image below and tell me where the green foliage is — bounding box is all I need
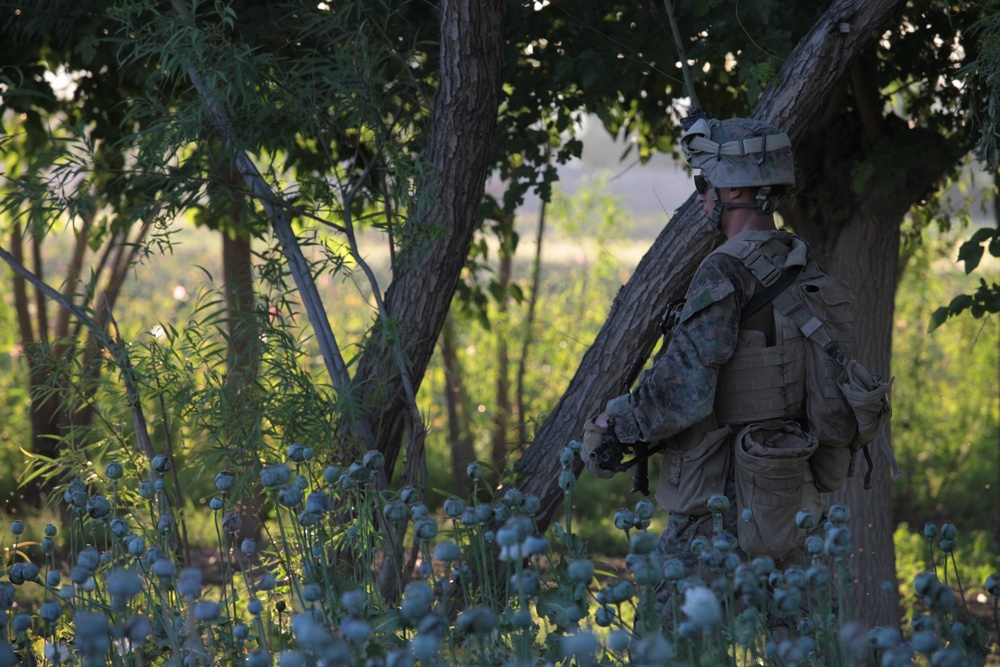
[892,228,999,533]
[965,0,1000,170]
[929,225,1000,330]
[924,0,1000,326]
[895,523,999,617]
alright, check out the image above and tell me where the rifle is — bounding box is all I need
[589,299,685,495]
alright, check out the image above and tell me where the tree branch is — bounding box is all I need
[0,243,158,468]
[167,0,372,450]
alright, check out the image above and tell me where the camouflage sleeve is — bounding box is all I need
[605,254,750,443]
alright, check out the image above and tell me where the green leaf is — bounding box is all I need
[488,281,505,303]
[957,240,985,274]
[948,293,974,312]
[927,306,950,332]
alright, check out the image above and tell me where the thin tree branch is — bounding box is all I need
[516,190,548,447]
[167,1,357,403]
[0,243,158,468]
[663,0,701,110]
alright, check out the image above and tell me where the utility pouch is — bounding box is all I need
[837,360,893,448]
[655,420,733,516]
[807,354,893,492]
[734,420,823,560]
[836,359,901,486]
[809,446,854,493]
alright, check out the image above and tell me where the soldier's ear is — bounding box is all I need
[725,186,746,200]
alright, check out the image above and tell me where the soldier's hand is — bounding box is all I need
[581,419,615,479]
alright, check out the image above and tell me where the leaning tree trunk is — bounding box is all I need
[510,0,908,623]
[351,0,506,481]
[514,0,905,526]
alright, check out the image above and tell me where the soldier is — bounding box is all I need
[580,114,839,574]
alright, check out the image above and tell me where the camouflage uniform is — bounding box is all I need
[606,230,805,565]
[605,244,762,445]
[589,115,860,633]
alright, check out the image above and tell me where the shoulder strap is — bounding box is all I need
[771,289,847,366]
[740,265,803,323]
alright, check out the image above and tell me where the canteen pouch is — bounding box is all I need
[734,421,823,560]
[656,418,733,516]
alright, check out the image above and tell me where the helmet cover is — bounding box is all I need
[681,118,795,189]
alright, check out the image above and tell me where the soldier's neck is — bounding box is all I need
[723,212,777,238]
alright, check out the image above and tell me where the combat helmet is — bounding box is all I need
[680,114,795,224]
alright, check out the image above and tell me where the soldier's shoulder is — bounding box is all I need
[682,257,740,319]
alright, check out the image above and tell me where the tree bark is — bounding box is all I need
[352,0,506,479]
[780,36,963,623]
[491,219,515,483]
[516,196,547,448]
[441,316,477,496]
[825,202,903,627]
[223,227,260,388]
[509,0,909,625]
[222,220,267,544]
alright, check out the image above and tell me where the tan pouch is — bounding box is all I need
[655,420,733,515]
[837,360,893,447]
[734,421,823,560]
[809,445,853,493]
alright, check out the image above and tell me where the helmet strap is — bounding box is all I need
[709,187,758,230]
[755,186,776,214]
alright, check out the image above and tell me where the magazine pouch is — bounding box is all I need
[734,420,823,560]
[656,419,733,516]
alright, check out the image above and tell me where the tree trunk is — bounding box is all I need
[352,0,506,478]
[825,203,903,627]
[491,222,514,483]
[779,41,963,624]
[223,229,260,389]
[509,0,908,623]
[517,196,548,448]
[440,316,477,496]
[222,227,268,543]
